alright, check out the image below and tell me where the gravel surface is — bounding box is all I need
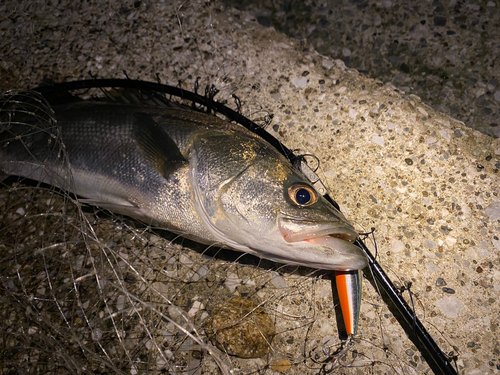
[227,0,500,138]
[1,1,499,374]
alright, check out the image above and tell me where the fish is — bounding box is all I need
[0,89,368,271]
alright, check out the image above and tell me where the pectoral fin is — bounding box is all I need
[133,112,187,179]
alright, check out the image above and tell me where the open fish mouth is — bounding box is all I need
[278,217,359,243]
[278,217,368,270]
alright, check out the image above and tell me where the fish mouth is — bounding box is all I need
[278,217,368,270]
[278,217,359,243]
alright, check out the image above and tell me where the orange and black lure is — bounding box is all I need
[335,270,362,336]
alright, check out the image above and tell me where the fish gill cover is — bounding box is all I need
[2,1,495,374]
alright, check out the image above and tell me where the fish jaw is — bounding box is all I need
[278,216,368,271]
[278,217,358,243]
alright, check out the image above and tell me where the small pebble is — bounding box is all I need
[425,262,440,272]
[494,90,500,102]
[436,277,447,286]
[191,350,202,360]
[434,296,464,318]
[270,272,288,289]
[442,287,455,294]
[291,77,307,88]
[372,135,385,146]
[424,240,437,249]
[392,239,405,253]
[224,272,241,292]
[483,203,500,221]
[405,158,413,165]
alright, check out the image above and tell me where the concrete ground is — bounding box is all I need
[229,0,500,138]
[1,1,499,374]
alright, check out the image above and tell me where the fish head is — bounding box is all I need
[192,131,367,271]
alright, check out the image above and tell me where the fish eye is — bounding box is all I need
[288,184,318,207]
[295,189,311,204]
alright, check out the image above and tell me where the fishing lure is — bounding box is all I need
[335,270,362,336]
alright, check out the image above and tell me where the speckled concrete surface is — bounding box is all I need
[225,0,500,138]
[1,1,499,374]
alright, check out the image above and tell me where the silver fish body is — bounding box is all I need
[1,97,367,270]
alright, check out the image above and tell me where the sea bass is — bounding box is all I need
[0,93,367,270]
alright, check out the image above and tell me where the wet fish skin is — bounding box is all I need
[1,99,367,270]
